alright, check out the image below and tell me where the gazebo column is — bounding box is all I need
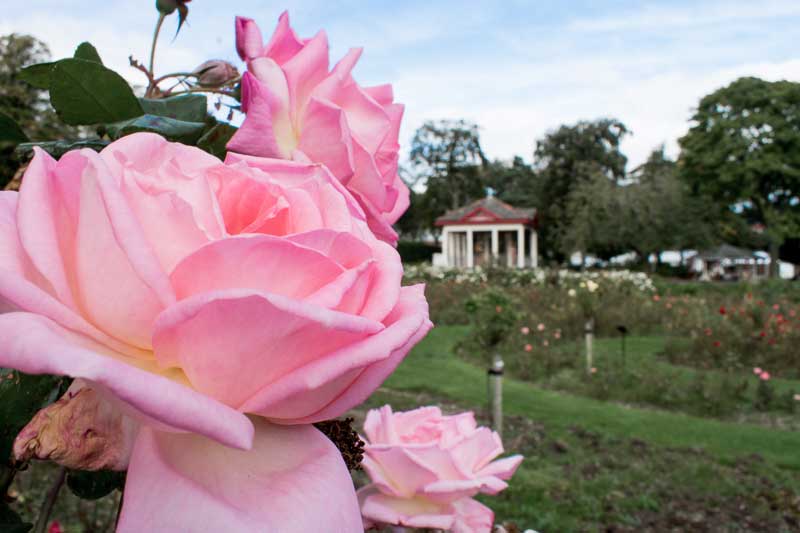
[441,228,450,267]
[516,226,525,268]
[466,229,474,268]
[530,229,538,268]
[491,229,499,267]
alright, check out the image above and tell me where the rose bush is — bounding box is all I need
[358,405,522,532]
[228,12,409,244]
[0,133,431,531]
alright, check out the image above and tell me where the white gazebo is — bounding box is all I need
[434,196,538,269]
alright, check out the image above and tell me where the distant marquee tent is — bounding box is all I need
[433,196,538,269]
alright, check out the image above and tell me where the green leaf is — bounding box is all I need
[197,122,237,159]
[0,113,28,145]
[49,58,143,125]
[0,370,68,464]
[139,94,208,122]
[73,42,103,64]
[66,469,125,500]
[107,114,206,144]
[0,501,31,533]
[15,139,109,159]
[17,62,54,90]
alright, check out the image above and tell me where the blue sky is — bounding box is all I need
[3,0,799,168]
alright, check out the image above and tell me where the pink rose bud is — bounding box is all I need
[13,384,135,471]
[193,60,239,87]
[48,522,63,533]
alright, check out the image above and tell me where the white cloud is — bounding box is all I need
[568,0,800,33]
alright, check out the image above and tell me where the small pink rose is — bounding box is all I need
[760,371,771,381]
[520,326,530,335]
[524,344,533,352]
[537,323,545,331]
[753,367,763,375]
[358,405,522,530]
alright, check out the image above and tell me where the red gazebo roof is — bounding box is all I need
[435,196,537,227]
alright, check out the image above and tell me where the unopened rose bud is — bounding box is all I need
[193,60,239,87]
[13,383,136,471]
[156,0,190,15]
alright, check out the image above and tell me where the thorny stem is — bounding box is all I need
[33,466,66,533]
[147,12,167,97]
[152,71,198,85]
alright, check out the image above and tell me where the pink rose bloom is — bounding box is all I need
[760,371,771,381]
[0,133,431,532]
[753,367,763,375]
[358,405,522,532]
[520,326,530,335]
[524,343,533,352]
[229,12,409,244]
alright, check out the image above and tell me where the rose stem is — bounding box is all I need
[147,12,167,96]
[33,466,67,533]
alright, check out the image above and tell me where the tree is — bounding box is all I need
[488,156,537,207]
[409,119,488,211]
[530,118,629,261]
[0,33,76,186]
[679,76,800,277]
[561,147,716,267]
[558,165,626,261]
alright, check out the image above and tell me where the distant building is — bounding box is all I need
[432,196,538,269]
[688,244,770,281]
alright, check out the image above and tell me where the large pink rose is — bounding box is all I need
[358,405,522,532]
[0,133,431,532]
[228,11,409,244]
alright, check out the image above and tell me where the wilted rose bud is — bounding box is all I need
[13,382,136,471]
[192,60,239,87]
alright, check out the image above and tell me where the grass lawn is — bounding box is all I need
[355,326,800,532]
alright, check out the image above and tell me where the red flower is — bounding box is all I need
[713,340,721,348]
[719,306,726,315]
[48,522,62,533]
